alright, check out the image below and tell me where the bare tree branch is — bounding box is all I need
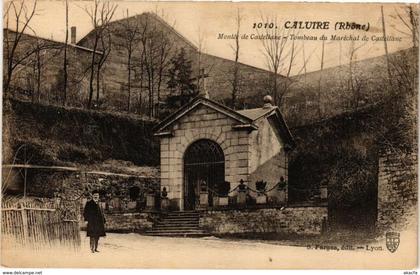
[4,0,38,94]
[84,0,117,109]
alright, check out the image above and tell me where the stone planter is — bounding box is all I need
[127,201,137,210]
[237,190,247,205]
[215,196,229,207]
[108,197,121,211]
[146,193,155,209]
[256,194,267,204]
[277,189,286,203]
[199,192,209,209]
[161,197,170,210]
[320,185,328,200]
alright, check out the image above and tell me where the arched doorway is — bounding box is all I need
[183,139,225,210]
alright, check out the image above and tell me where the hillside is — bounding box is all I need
[77,12,282,114]
[107,14,415,126]
[288,86,416,231]
[2,99,160,167]
[6,11,415,127]
[283,47,417,126]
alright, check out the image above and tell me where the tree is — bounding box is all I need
[84,0,117,109]
[96,27,112,106]
[230,9,241,110]
[62,0,69,106]
[316,39,325,118]
[381,6,393,87]
[258,15,300,107]
[166,48,197,109]
[33,37,43,102]
[346,39,367,111]
[391,4,419,48]
[195,27,206,95]
[114,10,141,112]
[3,0,38,94]
[155,26,172,116]
[138,13,173,117]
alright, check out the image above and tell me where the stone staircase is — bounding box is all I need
[145,211,210,237]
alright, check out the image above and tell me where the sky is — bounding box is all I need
[3,1,416,75]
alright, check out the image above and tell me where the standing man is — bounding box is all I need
[83,190,106,253]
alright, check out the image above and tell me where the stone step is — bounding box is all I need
[153,225,199,230]
[155,223,199,227]
[166,211,199,215]
[158,218,199,222]
[158,222,199,226]
[165,214,200,218]
[144,232,211,237]
[166,211,200,216]
[146,229,206,234]
[160,218,199,222]
[146,211,208,237]
[145,232,207,237]
[164,215,199,219]
[154,225,199,229]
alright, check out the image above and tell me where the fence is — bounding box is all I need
[1,197,81,250]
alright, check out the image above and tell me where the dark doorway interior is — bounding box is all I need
[183,139,225,210]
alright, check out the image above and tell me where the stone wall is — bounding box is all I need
[103,213,157,233]
[27,169,159,199]
[377,150,417,234]
[248,116,287,194]
[80,212,157,233]
[200,206,328,235]
[160,104,250,210]
[21,168,160,224]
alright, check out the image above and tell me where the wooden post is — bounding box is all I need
[20,206,28,241]
[23,147,27,198]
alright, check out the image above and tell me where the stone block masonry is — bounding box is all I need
[160,105,251,210]
[97,213,157,233]
[377,150,417,234]
[80,212,155,233]
[200,206,328,235]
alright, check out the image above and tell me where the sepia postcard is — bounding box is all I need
[1,0,418,270]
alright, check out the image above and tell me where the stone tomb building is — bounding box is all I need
[154,96,295,211]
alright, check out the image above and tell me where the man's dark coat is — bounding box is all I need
[83,200,106,237]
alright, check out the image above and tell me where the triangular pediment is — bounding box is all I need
[266,108,296,150]
[154,97,255,135]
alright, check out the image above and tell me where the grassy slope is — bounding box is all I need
[2,99,160,167]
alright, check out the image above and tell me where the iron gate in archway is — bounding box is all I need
[183,139,225,210]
